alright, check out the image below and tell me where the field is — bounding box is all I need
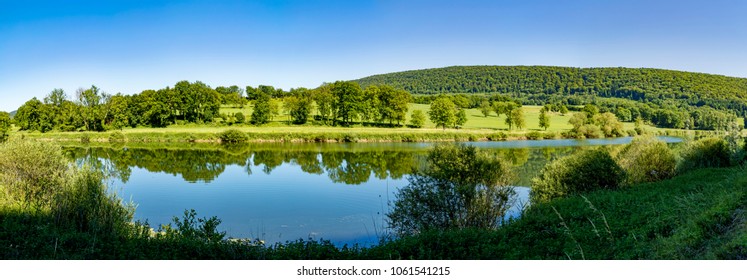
[12,103,732,143]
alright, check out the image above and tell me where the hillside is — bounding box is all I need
[355,66,747,116]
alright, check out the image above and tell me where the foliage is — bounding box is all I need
[234,112,246,124]
[14,98,53,132]
[251,92,272,125]
[569,112,625,138]
[0,140,71,209]
[539,107,550,131]
[506,107,525,130]
[428,97,456,129]
[355,66,747,124]
[677,137,733,173]
[409,110,425,128]
[284,88,314,124]
[0,111,10,142]
[331,81,363,125]
[455,108,467,128]
[164,209,226,243]
[479,100,492,117]
[219,129,248,143]
[109,131,126,143]
[531,149,624,203]
[387,144,515,236]
[616,136,676,185]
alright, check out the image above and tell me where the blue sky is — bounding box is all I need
[1,0,746,112]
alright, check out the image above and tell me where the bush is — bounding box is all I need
[235,112,246,124]
[0,140,71,209]
[388,144,515,236]
[531,149,624,203]
[526,131,543,140]
[617,136,676,185]
[487,132,508,141]
[677,137,732,173]
[576,124,603,139]
[109,131,126,143]
[218,129,248,143]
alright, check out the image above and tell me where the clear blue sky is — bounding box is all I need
[1,0,746,112]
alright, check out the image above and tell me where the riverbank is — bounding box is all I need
[15,124,713,144]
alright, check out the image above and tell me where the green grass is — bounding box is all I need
[365,166,747,259]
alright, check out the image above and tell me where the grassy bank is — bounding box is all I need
[2,140,745,259]
[15,121,714,144]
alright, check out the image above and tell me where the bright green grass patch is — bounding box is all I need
[365,165,747,259]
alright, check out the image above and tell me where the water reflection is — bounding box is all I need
[62,138,681,245]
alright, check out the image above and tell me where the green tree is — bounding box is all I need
[331,81,363,126]
[559,105,569,115]
[593,112,625,137]
[428,97,456,129]
[76,85,104,131]
[251,92,272,125]
[0,111,10,142]
[312,84,334,125]
[14,98,53,132]
[376,85,411,125]
[455,108,467,128]
[216,85,246,108]
[410,110,425,128]
[285,88,314,124]
[539,107,550,131]
[506,107,525,130]
[479,100,492,117]
[583,104,599,116]
[106,94,130,130]
[361,85,381,123]
[387,144,515,236]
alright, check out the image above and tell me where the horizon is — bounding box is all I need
[2,0,746,112]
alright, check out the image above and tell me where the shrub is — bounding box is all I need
[219,129,248,143]
[488,132,508,141]
[526,131,542,140]
[576,124,603,139]
[388,144,515,236]
[0,140,71,209]
[531,149,624,203]
[617,136,676,185]
[543,131,557,139]
[677,137,732,173]
[235,112,246,124]
[54,167,135,237]
[80,134,91,143]
[109,131,126,143]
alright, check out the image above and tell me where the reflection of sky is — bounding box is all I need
[120,163,408,246]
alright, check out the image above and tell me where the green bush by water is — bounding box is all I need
[531,149,624,203]
[616,136,676,185]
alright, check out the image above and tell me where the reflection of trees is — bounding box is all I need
[64,144,422,185]
[64,144,589,186]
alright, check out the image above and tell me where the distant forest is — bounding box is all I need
[356,66,747,130]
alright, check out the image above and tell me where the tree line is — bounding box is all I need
[11,81,413,132]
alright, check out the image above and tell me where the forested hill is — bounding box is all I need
[355,66,747,115]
